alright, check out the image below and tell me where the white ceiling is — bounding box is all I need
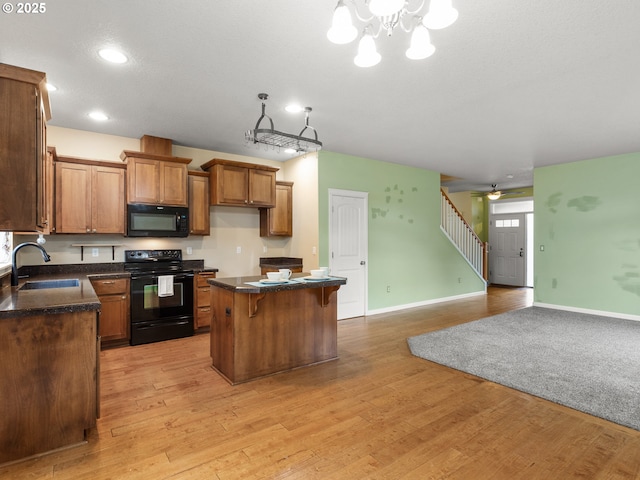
[2,0,640,192]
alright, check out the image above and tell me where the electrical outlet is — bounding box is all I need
[312,246,317,255]
[458,277,462,283]
[263,246,268,253]
[540,245,545,251]
[186,247,193,255]
[386,285,391,293]
[236,246,241,254]
[91,248,99,257]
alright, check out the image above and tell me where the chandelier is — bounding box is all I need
[327,0,458,67]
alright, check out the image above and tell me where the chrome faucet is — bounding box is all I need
[11,242,51,286]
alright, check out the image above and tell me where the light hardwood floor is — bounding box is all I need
[3,286,640,479]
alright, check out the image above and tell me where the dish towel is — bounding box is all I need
[157,275,174,297]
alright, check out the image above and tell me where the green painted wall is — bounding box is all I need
[534,152,640,316]
[318,151,485,311]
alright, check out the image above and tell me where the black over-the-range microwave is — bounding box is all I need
[127,204,189,237]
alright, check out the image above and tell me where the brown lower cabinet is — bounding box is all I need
[90,277,130,346]
[194,271,217,330]
[0,310,98,464]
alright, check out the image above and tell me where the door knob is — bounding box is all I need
[360,261,366,265]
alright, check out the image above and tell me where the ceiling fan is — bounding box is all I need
[471,184,525,200]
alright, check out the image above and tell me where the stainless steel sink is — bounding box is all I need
[19,278,80,290]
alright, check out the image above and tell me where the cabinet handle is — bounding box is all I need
[93,229,97,233]
[86,228,90,233]
[101,281,115,285]
[122,295,126,299]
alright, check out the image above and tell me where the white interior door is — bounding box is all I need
[329,189,367,320]
[489,213,526,286]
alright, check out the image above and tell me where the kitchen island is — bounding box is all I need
[208,274,347,384]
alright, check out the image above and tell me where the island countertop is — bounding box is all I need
[207,273,346,293]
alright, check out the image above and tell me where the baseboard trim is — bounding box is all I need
[367,290,486,317]
[533,302,640,322]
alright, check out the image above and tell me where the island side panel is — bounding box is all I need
[209,285,338,384]
[0,311,97,464]
[210,287,235,382]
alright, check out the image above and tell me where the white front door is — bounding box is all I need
[329,189,368,319]
[489,213,526,286]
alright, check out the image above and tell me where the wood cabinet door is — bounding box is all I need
[98,294,129,342]
[215,164,249,205]
[128,157,160,204]
[188,173,210,235]
[55,162,92,233]
[38,147,54,234]
[92,165,125,233]
[249,169,276,207]
[160,161,188,206]
[260,181,292,237]
[0,79,37,231]
[35,96,50,232]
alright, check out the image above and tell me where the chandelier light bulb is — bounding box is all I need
[354,34,381,67]
[368,0,406,17]
[327,1,358,44]
[423,0,458,29]
[406,24,435,60]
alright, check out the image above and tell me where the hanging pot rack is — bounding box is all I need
[245,93,323,154]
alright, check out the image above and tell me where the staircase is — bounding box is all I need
[440,189,487,281]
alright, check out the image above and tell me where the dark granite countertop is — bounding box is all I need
[208,273,346,293]
[0,260,217,319]
[0,273,101,319]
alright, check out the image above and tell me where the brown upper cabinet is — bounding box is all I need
[121,151,191,206]
[54,157,126,234]
[188,171,210,235]
[260,181,293,237]
[0,63,51,232]
[201,158,278,208]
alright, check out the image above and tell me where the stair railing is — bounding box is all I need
[440,189,487,281]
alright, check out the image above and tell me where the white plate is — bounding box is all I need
[301,276,329,281]
[260,278,287,284]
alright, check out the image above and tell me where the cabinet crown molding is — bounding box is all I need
[200,158,279,172]
[120,150,192,165]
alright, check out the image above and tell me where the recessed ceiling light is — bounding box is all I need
[46,83,57,92]
[284,148,297,154]
[89,111,109,121]
[285,104,304,113]
[98,48,128,64]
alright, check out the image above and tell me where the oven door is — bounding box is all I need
[130,272,194,322]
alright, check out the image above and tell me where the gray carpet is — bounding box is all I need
[407,306,640,430]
